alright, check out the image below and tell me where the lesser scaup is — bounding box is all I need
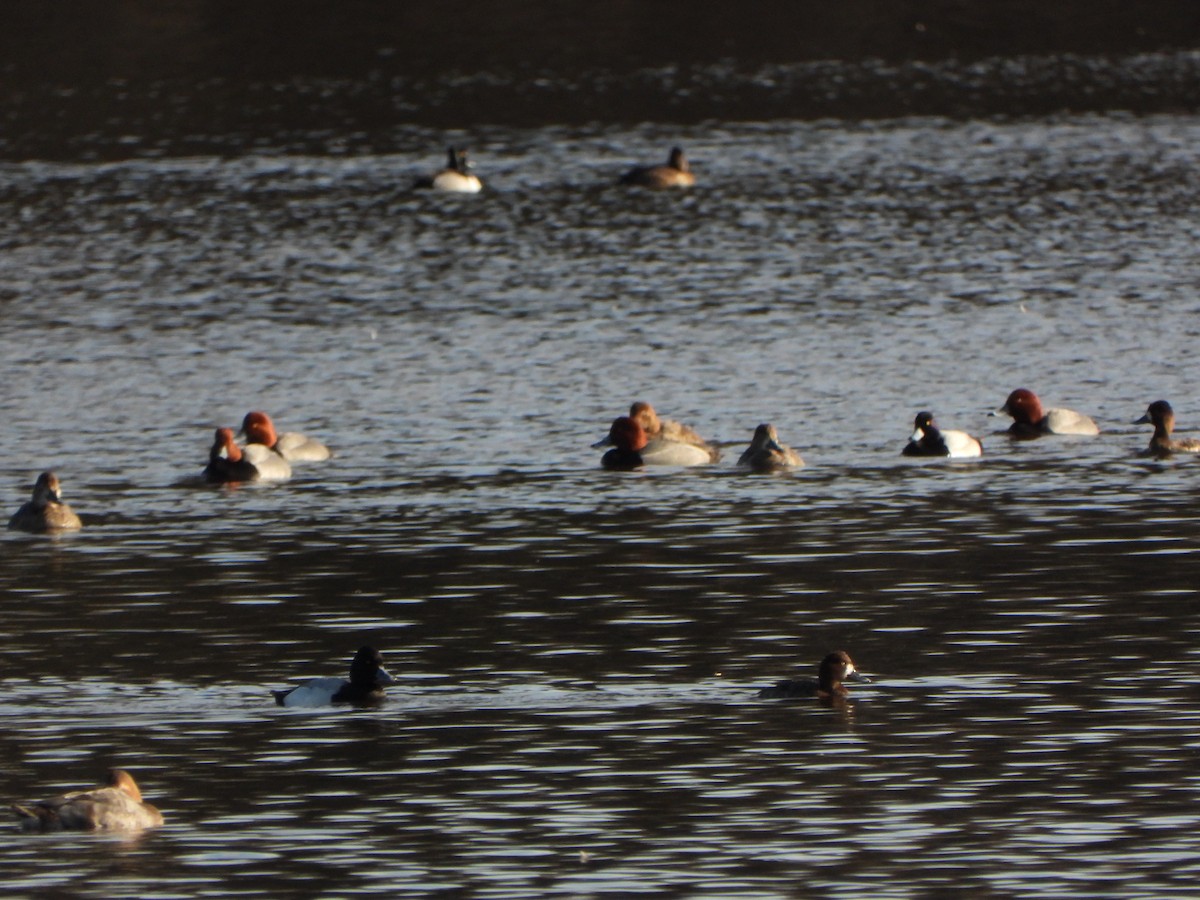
[992,388,1099,436]
[240,411,331,463]
[758,651,870,700]
[902,411,983,458]
[737,423,804,471]
[273,646,395,707]
[12,769,164,832]
[619,146,696,189]
[7,471,83,533]
[1134,400,1200,456]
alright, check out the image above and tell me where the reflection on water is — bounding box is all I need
[4,111,1200,896]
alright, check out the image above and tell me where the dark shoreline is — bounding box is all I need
[3,0,1200,160]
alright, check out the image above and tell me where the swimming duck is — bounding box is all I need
[7,471,83,533]
[12,769,164,832]
[629,401,720,458]
[992,388,1099,436]
[240,411,331,462]
[594,416,718,470]
[273,646,395,707]
[415,147,482,193]
[737,423,804,471]
[903,411,983,458]
[619,146,696,189]
[758,651,870,700]
[1134,400,1200,456]
[204,427,292,484]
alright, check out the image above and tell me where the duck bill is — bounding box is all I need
[1133,413,1151,425]
[375,667,396,687]
[845,669,871,684]
[909,427,924,442]
[591,434,613,449]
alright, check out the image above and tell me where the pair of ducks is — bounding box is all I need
[8,645,862,834]
[204,411,331,485]
[418,145,695,194]
[596,402,802,472]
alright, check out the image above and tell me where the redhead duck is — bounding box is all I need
[903,411,983,458]
[415,147,482,193]
[7,471,83,533]
[12,769,164,832]
[273,646,395,707]
[619,146,696,189]
[1134,400,1200,456]
[240,411,331,462]
[629,401,720,458]
[204,427,292,484]
[594,416,718,470]
[737,423,804,471]
[993,388,1099,436]
[758,651,870,700]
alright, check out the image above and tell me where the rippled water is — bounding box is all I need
[4,110,1200,898]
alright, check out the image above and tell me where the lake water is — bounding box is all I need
[4,38,1200,900]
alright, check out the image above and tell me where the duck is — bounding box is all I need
[619,146,696,189]
[758,651,870,700]
[12,769,164,832]
[902,411,983,458]
[992,388,1099,436]
[273,646,395,707]
[7,471,83,533]
[593,416,718,470]
[240,411,331,462]
[415,147,482,193]
[204,427,292,484]
[1134,400,1200,456]
[737,423,804,471]
[629,401,720,459]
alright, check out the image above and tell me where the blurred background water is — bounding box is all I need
[3,3,1200,898]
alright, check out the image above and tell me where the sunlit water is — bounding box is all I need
[3,109,1200,898]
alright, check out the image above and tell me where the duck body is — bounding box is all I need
[1135,400,1200,456]
[417,147,482,193]
[737,423,804,471]
[759,651,869,700]
[12,769,164,832]
[7,471,83,533]
[205,427,292,484]
[274,646,395,707]
[619,146,696,189]
[595,416,715,470]
[903,412,982,458]
[628,401,720,461]
[994,388,1099,436]
[241,411,331,462]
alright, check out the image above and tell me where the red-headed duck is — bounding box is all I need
[619,146,696,189]
[993,388,1099,436]
[12,769,164,832]
[903,411,983,458]
[273,646,395,707]
[594,416,718,470]
[737,423,804,471]
[758,651,870,700]
[240,411,331,462]
[416,147,482,193]
[204,427,292,484]
[7,471,83,533]
[629,401,720,459]
[1134,400,1200,456]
